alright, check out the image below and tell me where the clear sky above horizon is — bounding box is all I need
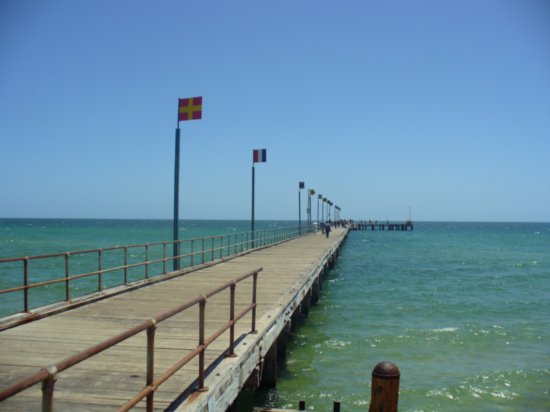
[1,0,549,222]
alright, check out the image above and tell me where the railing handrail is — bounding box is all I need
[0,225,313,318]
[0,267,263,411]
[0,224,309,263]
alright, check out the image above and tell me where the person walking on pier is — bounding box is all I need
[324,221,331,238]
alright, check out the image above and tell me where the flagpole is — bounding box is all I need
[173,124,181,271]
[298,189,301,234]
[251,164,255,246]
[172,96,202,271]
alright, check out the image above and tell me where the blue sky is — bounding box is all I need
[1,0,549,222]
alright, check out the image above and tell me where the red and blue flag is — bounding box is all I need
[253,149,267,163]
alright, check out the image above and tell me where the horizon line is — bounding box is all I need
[1,217,549,224]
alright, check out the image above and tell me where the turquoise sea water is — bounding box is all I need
[257,222,550,411]
[1,220,549,411]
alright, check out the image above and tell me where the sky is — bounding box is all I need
[1,0,549,222]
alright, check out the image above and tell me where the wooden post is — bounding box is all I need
[260,342,277,388]
[301,289,312,316]
[276,333,287,367]
[369,361,400,412]
[146,321,156,412]
[290,307,301,332]
[41,366,57,412]
[311,277,320,304]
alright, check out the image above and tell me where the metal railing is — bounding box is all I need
[0,225,312,318]
[0,267,262,411]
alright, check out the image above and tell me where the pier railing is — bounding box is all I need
[0,267,262,411]
[0,225,312,319]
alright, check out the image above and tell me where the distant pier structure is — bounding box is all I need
[352,220,414,231]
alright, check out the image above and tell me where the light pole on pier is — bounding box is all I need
[298,182,304,234]
[308,189,315,228]
[317,194,322,225]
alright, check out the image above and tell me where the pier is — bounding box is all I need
[351,221,414,231]
[0,227,348,411]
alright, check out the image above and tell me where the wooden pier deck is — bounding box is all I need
[0,228,348,411]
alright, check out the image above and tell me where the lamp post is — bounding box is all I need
[322,197,326,223]
[308,189,315,229]
[317,194,322,226]
[298,181,304,234]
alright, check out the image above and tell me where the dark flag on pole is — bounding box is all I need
[253,149,267,163]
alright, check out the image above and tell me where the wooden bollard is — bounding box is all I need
[368,361,400,412]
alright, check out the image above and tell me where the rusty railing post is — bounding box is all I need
[23,257,29,312]
[97,249,102,291]
[251,271,258,333]
[124,246,128,284]
[229,282,236,356]
[198,297,208,391]
[64,253,70,302]
[145,244,149,278]
[162,242,167,274]
[369,361,400,412]
[41,365,57,412]
[146,320,157,412]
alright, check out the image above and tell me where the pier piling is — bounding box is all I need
[368,361,400,412]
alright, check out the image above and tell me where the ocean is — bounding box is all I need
[254,221,550,411]
[1,219,549,411]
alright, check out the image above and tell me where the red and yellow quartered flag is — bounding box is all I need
[178,96,203,122]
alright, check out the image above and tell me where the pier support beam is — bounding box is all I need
[243,366,261,390]
[277,333,287,368]
[290,307,301,332]
[311,277,320,304]
[260,343,277,388]
[300,290,312,317]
